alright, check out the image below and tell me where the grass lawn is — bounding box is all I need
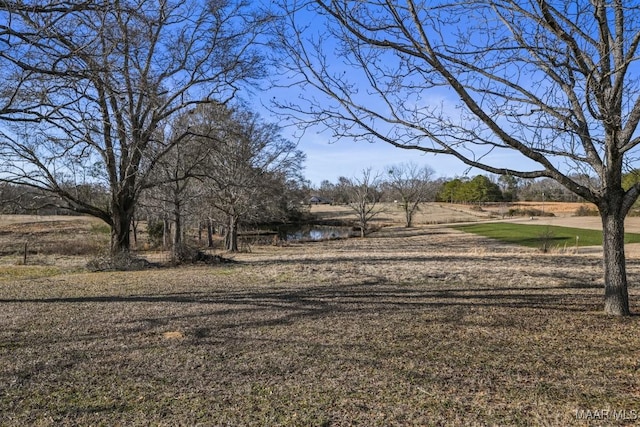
[452,222,640,249]
[2,215,640,425]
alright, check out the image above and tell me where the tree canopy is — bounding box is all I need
[438,176,503,204]
[0,0,268,254]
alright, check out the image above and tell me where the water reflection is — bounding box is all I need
[278,224,354,242]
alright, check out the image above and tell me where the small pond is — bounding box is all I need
[277,224,355,242]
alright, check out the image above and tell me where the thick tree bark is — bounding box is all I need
[110,209,132,256]
[600,208,631,316]
[109,189,136,256]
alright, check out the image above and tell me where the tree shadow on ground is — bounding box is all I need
[0,279,615,329]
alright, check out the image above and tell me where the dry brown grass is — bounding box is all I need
[0,215,110,266]
[490,201,596,216]
[311,202,492,226]
[1,211,640,425]
[311,201,597,225]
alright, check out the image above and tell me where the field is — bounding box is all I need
[452,223,640,249]
[1,204,640,425]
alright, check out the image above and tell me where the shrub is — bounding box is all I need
[40,240,105,256]
[171,244,231,265]
[507,208,555,217]
[147,220,165,247]
[86,252,151,272]
[538,227,555,253]
[574,205,599,216]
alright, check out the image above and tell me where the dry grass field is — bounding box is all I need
[0,215,110,266]
[1,205,640,425]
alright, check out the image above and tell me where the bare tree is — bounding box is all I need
[141,128,209,261]
[0,0,267,256]
[272,0,640,315]
[188,104,305,252]
[346,168,383,238]
[386,163,435,227]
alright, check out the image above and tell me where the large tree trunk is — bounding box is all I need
[600,208,631,316]
[110,208,132,256]
[109,189,136,256]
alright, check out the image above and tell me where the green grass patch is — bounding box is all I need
[451,222,640,248]
[0,265,62,281]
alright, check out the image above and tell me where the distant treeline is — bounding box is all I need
[314,173,599,205]
[3,171,636,217]
[435,175,595,204]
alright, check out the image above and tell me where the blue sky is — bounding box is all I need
[258,78,493,187]
[260,93,538,187]
[254,88,481,186]
[255,3,536,188]
[294,125,475,186]
[256,1,603,188]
